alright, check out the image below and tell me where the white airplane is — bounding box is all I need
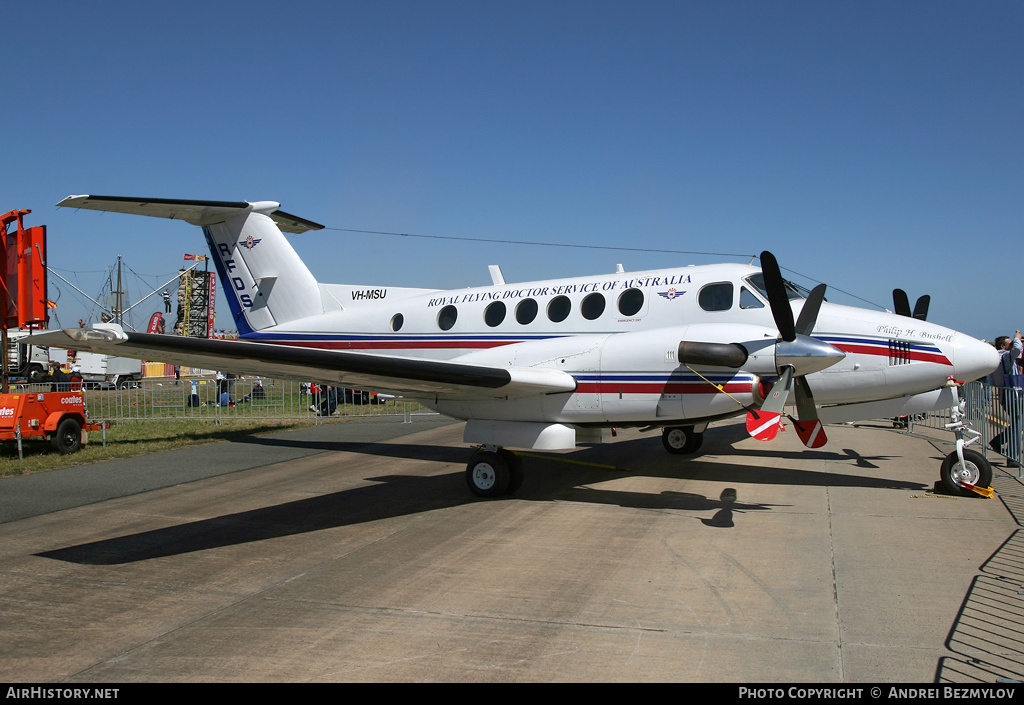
[36,195,999,497]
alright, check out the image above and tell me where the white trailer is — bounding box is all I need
[72,350,143,389]
[5,329,55,381]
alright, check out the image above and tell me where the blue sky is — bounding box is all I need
[3,1,1020,340]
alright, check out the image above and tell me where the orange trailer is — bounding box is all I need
[0,390,104,456]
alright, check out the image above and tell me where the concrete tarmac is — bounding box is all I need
[0,414,1021,683]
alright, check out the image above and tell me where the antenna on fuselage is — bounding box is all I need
[488,265,505,286]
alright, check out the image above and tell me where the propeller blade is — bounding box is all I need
[760,366,794,415]
[913,295,930,321]
[746,366,793,441]
[792,376,827,448]
[893,289,912,317]
[760,251,795,342]
[794,283,827,337]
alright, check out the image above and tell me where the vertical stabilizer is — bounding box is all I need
[203,205,324,333]
[55,196,326,335]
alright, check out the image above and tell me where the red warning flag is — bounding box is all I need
[746,409,782,441]
[793,419,827,448]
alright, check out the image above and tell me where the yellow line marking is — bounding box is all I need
[685,365,748,408]
[515,452,625,471]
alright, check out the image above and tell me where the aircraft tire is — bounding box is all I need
[51,417,82,454]
[499,449,524,495]
[940,449,992,497]
[466,451,510,498]
[662,426,703,455]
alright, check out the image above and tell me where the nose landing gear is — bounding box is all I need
[939,379,994,498]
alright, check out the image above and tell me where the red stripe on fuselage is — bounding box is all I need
[576,382,752,395]
[834,343,951,366]
[264,339,516,350]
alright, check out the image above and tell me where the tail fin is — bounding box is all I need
[202,203,325,333]
[56,196,326,333]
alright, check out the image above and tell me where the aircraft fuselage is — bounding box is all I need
[232,261,995,427]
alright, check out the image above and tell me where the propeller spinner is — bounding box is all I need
[746,252,845,447]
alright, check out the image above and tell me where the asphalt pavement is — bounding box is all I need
[0,415,1021,682]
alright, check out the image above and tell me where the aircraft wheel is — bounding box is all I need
[940,449,992,497]
[662,426,703,455]
[499,449,524,495]
[51,418,82,454]
[466,451,510,498]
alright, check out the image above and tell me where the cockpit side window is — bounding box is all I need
[740,286,765,309]
[698,282,734,312]
[745,273,804,301]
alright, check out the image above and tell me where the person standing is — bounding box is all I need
[990,332,1023,466]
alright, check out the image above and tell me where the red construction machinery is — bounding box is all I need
[0,208,103,456]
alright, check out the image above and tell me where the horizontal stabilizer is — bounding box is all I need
[56,195,324,233]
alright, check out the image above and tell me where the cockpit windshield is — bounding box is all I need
[744,273,806,301]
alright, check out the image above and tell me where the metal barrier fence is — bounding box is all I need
[11,375,1019,474]
[10,376,426,425]
[908,381,1023,477]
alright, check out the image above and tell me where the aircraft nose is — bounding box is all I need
[953,333,999,383]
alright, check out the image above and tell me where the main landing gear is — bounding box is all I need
[466,447,524,498]
[661,426,704,455]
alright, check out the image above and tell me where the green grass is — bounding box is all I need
[0,417,349,478]
[0,378,424,479]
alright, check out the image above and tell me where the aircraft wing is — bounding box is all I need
[26,328,577,400]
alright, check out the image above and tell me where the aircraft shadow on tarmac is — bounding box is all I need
[36,429,926,566]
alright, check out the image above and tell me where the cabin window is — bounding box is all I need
[547,296,571,323]
[698,282,734,312]
[581,292,606,320]
[484,301,506,327]
[516,298,538,324]
[390,313,404,331]
[740,287,765,309]
[617,288,644,316]
[438,305,458,331]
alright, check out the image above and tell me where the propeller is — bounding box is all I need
[746,252,845,447]
[893,289,930,321]
[893,288,911,318]
[913,295,930,321]
[760,251,795,341]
